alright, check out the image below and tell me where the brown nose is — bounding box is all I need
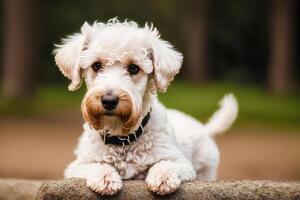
[101,94,119,110]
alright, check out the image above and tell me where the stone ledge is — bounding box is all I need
[0,179,42,200]
[35,178,300,200]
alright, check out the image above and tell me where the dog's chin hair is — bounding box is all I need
[100,116,125,135]
[81,90,142,135]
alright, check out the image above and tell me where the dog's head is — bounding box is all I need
[54,19,182,135]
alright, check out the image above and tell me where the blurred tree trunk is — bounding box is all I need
[2,0,40,98]
[181,0,209,82]
[268,0,294,95]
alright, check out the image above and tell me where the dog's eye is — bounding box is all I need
[92,62,102,72]
[127,64,140,75]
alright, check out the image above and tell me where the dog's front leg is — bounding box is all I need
[145,159,196,195]
[64,162,122,195]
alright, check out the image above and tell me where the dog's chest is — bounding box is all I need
[100,137,155,179]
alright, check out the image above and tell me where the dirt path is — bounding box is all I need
[0,116,299,181]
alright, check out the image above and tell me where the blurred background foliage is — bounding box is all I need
[0,0,299,127]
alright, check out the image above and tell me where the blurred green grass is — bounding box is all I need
[0,81,299,128]
[159,81,300,128]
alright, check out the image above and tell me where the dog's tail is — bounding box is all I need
[205,93,238,136]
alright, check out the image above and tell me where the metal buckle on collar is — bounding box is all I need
[133,132,138,141]
[117,136,130,147]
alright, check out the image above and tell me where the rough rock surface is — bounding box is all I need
[36,178,300,200]
[0,179,42,200]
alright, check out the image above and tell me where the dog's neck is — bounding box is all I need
[100,110,151,146]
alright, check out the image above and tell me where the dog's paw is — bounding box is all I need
[86,167,122,196]
[146,168,181,195]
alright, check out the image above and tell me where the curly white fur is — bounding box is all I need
[54,19,238,196]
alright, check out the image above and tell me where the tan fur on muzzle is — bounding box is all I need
[81,89,141,135]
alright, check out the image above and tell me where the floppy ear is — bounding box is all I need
[53,22,93,91]
[151,36,183,92]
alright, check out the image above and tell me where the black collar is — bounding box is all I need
[100,111,151,146]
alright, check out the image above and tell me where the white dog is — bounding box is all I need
[54,19,238,196]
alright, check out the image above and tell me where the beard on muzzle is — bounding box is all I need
[115,92,141,134]
[81,93,104,130]
[81,91,141,134]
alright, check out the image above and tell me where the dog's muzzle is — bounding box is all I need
[81,88,141,133]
